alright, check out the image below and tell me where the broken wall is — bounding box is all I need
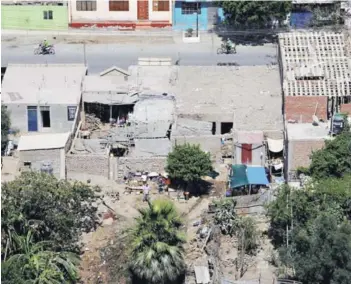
[115,157,167,180]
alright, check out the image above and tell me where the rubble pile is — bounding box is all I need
[84,114,103,131]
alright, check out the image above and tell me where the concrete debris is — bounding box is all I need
[84,114,103,131]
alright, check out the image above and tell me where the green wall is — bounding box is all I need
[2,5,68,30]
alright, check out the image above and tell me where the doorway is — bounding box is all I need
[241,144,252,164]
[137,0,149,20]
[40,106,51,128]
[27,106,38,132]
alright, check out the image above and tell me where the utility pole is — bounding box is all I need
[83,43,87,67]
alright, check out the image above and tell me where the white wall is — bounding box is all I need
[149,0,172,22]
[71,0,137,22]
[6,103,77,134]
[70,0,171,23]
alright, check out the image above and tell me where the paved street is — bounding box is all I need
[2,38,277,74]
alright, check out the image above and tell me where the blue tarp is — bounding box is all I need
[247,166,269,186]
[290,11,313,28]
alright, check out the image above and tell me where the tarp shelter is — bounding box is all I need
[267,138,284,153]
[230,165,249,188]
[230,165,269,188]
[247,166,269,186]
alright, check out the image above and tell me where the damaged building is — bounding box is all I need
[279,31,351,177]
[66,63,284,181]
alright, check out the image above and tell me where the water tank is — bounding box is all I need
[40,161,53,175]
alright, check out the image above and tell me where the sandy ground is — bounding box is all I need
[1,158,276,283]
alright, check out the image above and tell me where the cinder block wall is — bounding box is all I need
[19,149,61,178]
[116,157,167,180]
[66,154,109,178]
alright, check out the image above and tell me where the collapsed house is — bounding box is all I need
[66,63,285,181]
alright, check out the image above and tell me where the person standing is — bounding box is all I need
[143,183,150,202]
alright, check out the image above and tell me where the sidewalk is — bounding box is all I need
[2,28,222,45]
[2,28,178,37]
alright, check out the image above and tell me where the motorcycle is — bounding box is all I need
[217,43,237,55]
[34,43,55,55]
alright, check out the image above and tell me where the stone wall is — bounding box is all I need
[66,154,109,178]
[116,157,167,180]
[288,139,325,171]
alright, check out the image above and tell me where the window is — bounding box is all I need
[40,106,51,128]
[181,2,201,15]
[153,0,169,12]
[221,122,233,134]
[109,0,129,11]
[43,10,53,20]
[67,106,77,121]
[76,0,97,11]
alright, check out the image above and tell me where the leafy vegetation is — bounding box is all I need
[218,1,291,28]
[1,172,100,283]
[128,199,186,284]
[1,105,10,152]
[267,124,351,284]
[214,198,259,255]
[309,131,351,179]
[166,144,213,186]
[2,231,79,284]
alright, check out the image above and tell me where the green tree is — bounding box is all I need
[1,105,10,151]
[128,199,186,284]
[1,172,99,255]
[219,1,291,28]
[2,231,79,284]
[166,144,213,188]
[291,214,351,284]
[309,131,351,179]
[267,177,351,248]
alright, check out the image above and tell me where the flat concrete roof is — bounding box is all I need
[18,132,70,151]
[2,64,87,105]
[287,123,330,140]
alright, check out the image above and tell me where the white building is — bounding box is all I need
[69,0,173,28]
[1,64,87,134]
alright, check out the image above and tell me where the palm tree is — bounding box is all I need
[128,199,186,284]
[2,231,80,284]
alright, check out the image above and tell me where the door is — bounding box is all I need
[241,144,252,164]
[137,0,149,20]
[27,106,38,132]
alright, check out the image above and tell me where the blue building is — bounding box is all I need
[172,0,225,31]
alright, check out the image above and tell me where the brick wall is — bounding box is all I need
[289,139,325,170]
[340,103,351,115]
[286,96,328,123]
[66,154,109,178]
[116,157,167,180]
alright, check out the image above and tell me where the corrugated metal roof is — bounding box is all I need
[18,132,70,151]
[2,64,86,105]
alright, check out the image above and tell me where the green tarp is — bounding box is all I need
[230,165,249,188]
